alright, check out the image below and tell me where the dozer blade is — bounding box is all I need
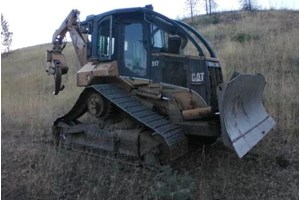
[217,73,275,158]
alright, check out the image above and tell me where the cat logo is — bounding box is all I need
[191,72,205,82]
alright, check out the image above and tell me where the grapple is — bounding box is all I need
[217,73,276,158]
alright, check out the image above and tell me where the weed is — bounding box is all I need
[231,32,259,43]
[151,165,194,200]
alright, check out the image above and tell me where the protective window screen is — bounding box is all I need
[98,18,114,59]
[124,23,147,76]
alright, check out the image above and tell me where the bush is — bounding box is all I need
[151,166,195,200]
[231,32,259,43]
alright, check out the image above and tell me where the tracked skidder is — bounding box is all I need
[45,5,275,166]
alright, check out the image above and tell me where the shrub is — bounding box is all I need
[151,166,195,200]
[231,32,259,43]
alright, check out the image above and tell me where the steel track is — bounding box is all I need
[54,84,188,162]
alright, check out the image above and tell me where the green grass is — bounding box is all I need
[2,9,298,199]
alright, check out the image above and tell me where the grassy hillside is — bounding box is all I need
[187,10,299,160]
[192,10,299,134]
[2,10,298,199]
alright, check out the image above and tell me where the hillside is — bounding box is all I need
[2,10,298,199]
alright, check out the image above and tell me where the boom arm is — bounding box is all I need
[46,9,88,95]
[51,9,87,66]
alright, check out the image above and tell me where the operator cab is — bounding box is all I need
[81,5,222,109]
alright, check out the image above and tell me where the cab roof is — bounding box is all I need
[82,5,216,58]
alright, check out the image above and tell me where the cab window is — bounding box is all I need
[151,24,164,48]
[98,17,115,60]
[123,23,147,77]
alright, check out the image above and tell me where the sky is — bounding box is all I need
[1,0,299,50]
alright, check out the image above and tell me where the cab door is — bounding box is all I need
[119,21,150,78]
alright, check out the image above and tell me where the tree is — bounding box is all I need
[185,0,199,22]
[1,14,13,54]
[204,0,217,15]
[240,0,256,11]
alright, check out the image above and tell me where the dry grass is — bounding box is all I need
[198,10,299,135]
[2,10,299,199]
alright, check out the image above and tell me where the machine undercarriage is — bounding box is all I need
[53,84,188,166]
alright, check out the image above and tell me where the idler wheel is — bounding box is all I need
[87,93,112,119]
